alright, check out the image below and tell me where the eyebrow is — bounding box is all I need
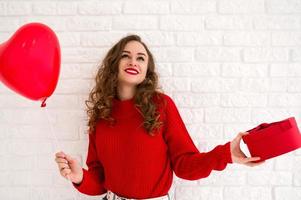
[122,50,147,57]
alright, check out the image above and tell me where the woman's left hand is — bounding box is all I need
[230,132,265,167]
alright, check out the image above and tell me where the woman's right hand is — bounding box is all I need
[55,151,83,184]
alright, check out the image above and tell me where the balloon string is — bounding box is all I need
[44,106,73,185]
[44,106,60,151]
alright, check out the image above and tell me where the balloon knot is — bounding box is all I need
[41,98,47,107]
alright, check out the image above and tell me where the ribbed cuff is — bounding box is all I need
[72,168,86,191]
[223,141,233,164]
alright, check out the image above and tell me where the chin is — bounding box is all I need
[119,79,143,86]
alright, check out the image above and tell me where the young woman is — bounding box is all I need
[55,35,264,200]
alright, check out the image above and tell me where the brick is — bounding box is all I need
[274,187,301,200]
[275,155,294,170]
[80,32,131,47]
[19,17,67,32]
[199,170,246,186]
[137,31,175,46]
[268,94,289,107]
[267,0,301,14]
[0,172,10,186]
[270,78,288,92]
[31,187,77,199]
[124,1,169,14]
[243,47,289,62]
[177,31,222,46]
[174,92,220,107]
[224,186,272,200]
[156,63,173,77]
[288,78,301,92]
[79,1,122,15]
[32,2,57,15]
[0,32,9,42]
[198,124,223,140]
[196,47,241,62]
[205,15,252,30]
[66,17,111,31]
[191,78,239,92]
[0,94,37,108]
[0,18,19,31]
[0,2,5,15]
[205,108,251,123]
[0,155,33,170]
[0,187,30,199]
[0,109,56,125]
[292,48,301,61]
[60,63,82,79]
[221,93,268,107]
[294,172,301,186]
[171,0,216,14]
[52,79,91,94]
[79,63,99,79]
[170,78,191,92]
[9,141,52,155]
[57,32,80,47]
[6,2,31,15]
[173,63,220,77]
[268,93,301,107]
[254,15,301,30]
[160,16,204,31]
[223,31,270,46]
[222,63,268,77]
[271,64,301,77]
[251,108,290,123]
[62,47,107,63]
[152,47,194,62]
[219,0,265,13]
[175,186,223,200]
[247,171,292,185]
[272,32,301,46]
[194,93,221,107]
[113,16,158,30]
[57,2,77,15]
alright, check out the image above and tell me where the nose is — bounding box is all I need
[128,57,137,67]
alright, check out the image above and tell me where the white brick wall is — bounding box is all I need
[0,0,300,199]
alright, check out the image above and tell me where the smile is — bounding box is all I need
[124,68,139,75]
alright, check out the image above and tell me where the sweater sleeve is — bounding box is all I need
[73,133,107,195]
[163,95,233,180]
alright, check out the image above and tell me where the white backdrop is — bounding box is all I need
[0,0,301,199]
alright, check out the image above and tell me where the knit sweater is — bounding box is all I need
[73,93,232,199]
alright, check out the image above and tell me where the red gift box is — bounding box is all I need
[242,117,301,162]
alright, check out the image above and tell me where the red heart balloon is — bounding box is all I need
[0,22,61,107]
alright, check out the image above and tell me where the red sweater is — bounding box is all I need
[73,93,232,199]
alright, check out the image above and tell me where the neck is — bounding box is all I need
[117,83,136,101]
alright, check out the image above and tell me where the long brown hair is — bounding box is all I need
[85,34,165,136]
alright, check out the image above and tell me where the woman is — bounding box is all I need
[55,35,264,200]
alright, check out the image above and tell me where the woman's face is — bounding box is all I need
[117,40,149,87]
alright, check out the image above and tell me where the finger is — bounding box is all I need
[55,151,66,158]
[61,168,71,177]
[242,157,261,163]
[245,160,265,167]
[65,154,75,164]
[55,158,68,164]
[237,132,249,140]
[58,163,71,171]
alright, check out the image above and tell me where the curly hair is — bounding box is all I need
[85,34,166,136]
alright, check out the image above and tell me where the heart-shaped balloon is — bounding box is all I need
[0,22,61,107]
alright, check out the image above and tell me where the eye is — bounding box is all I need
[137,56,145,61]
[121,54,129,58]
